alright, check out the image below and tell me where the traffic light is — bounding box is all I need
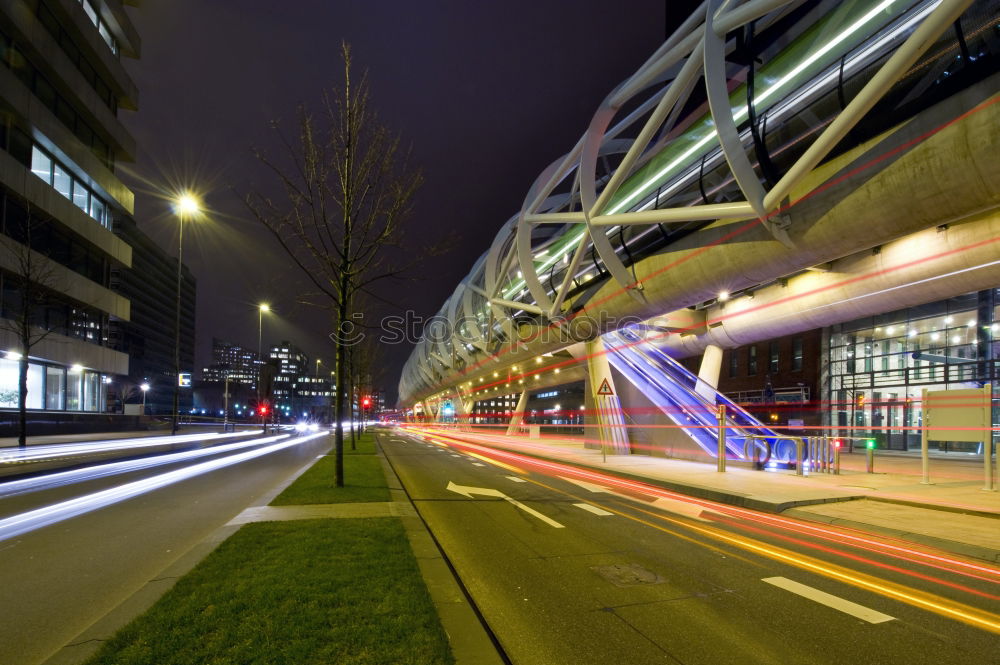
[362,396,372,408]
[259,406,268,416]
[855,393,866,408]
[866,439,876,450]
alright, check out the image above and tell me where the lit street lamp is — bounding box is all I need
[172,192,200,435]
[140,382,150,415]
[257,303,270,366]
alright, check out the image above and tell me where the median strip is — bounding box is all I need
[82,430,457,665]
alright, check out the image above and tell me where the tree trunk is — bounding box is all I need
[333,306,346,487]
[17,352,27,449]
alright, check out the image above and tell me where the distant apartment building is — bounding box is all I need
[202,337,258,388]
[0,1,139,416]
[269,340,333,420]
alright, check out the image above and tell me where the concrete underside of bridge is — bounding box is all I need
[409,74,1000,411]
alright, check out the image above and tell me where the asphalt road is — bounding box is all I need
[0,431,332,665]
[379,430,1000,665]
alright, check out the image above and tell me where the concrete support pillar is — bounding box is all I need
[695,343,723,401]
[453,389,475,430]
[506,389,529,435]
[585,338,630,455]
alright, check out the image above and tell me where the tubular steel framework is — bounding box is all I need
[401,0,997,406]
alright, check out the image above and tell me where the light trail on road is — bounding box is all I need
[0,434,293,499]
[403,427,1000,632]
[0,432,327,543]
[0,431,252,463]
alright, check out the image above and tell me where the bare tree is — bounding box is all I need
[245,42,423,486]
[0,210,59,448]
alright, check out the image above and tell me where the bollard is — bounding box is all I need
[717,404,726,473]
[833,440,841,474]
[984,435,995,492]
[795,437,804,476]
[866,439,875,473]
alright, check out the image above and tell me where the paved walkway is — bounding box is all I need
[415,428,1000,563]
[226,502,414,525]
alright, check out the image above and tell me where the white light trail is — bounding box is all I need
[0,433,293,499]
[0,431,328,543]
[0,431,251,463]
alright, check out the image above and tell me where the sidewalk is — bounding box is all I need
[419,428,1000,563]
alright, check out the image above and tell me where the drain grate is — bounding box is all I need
[590,563,664,587]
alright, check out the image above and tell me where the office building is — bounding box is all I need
[0,1,138,417]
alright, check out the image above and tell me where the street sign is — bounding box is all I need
[178,373,191,387]
[597,378,614,396]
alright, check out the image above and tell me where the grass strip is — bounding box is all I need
[84,518,454,665]
[271,431,389,505]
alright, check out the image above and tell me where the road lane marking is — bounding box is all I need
[573,503,613,516]
[762,577,895,624]
[650,497,717,522]
[472,462,486,467]
[446,481,564,528]
[451,454,460,457]
[506,476,527,483]
[558,476,611,493]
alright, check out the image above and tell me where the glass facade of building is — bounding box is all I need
[824,290,996,451]
[0,357,106,412]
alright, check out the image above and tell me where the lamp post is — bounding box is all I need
[257,303,270,431]
[140,382,149,415]
[171,193,200,435]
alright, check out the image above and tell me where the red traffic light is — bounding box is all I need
[362,397,372,408]
[259,406,268,415]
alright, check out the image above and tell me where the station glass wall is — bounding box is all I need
[825,291,997,451]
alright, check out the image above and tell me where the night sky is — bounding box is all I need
[121,1,687,402]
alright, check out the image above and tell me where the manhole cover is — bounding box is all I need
[590,563,664,587]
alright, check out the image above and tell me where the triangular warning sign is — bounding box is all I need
[597,378,614,396]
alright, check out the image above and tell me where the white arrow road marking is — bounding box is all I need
[762,577,895,624]
[446,481,564,528]
[573,503,613,516]
[557,476,611,493]
[649,497,719,523]
[506,476,527,483]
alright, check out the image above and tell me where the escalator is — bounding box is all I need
[605,327,799,462]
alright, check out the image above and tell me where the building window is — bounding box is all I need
[769,341,780,374]
[792,338,803,371]
[747,346,757,376]
[28,144,111,229]
[728,350,738,378]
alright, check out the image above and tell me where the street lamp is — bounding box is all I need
[316,358,322,377]
[257,303,270,363]
[172,192,200,435]
[140,382,150,415]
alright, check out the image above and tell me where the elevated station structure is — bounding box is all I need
[400,0,1000,460]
